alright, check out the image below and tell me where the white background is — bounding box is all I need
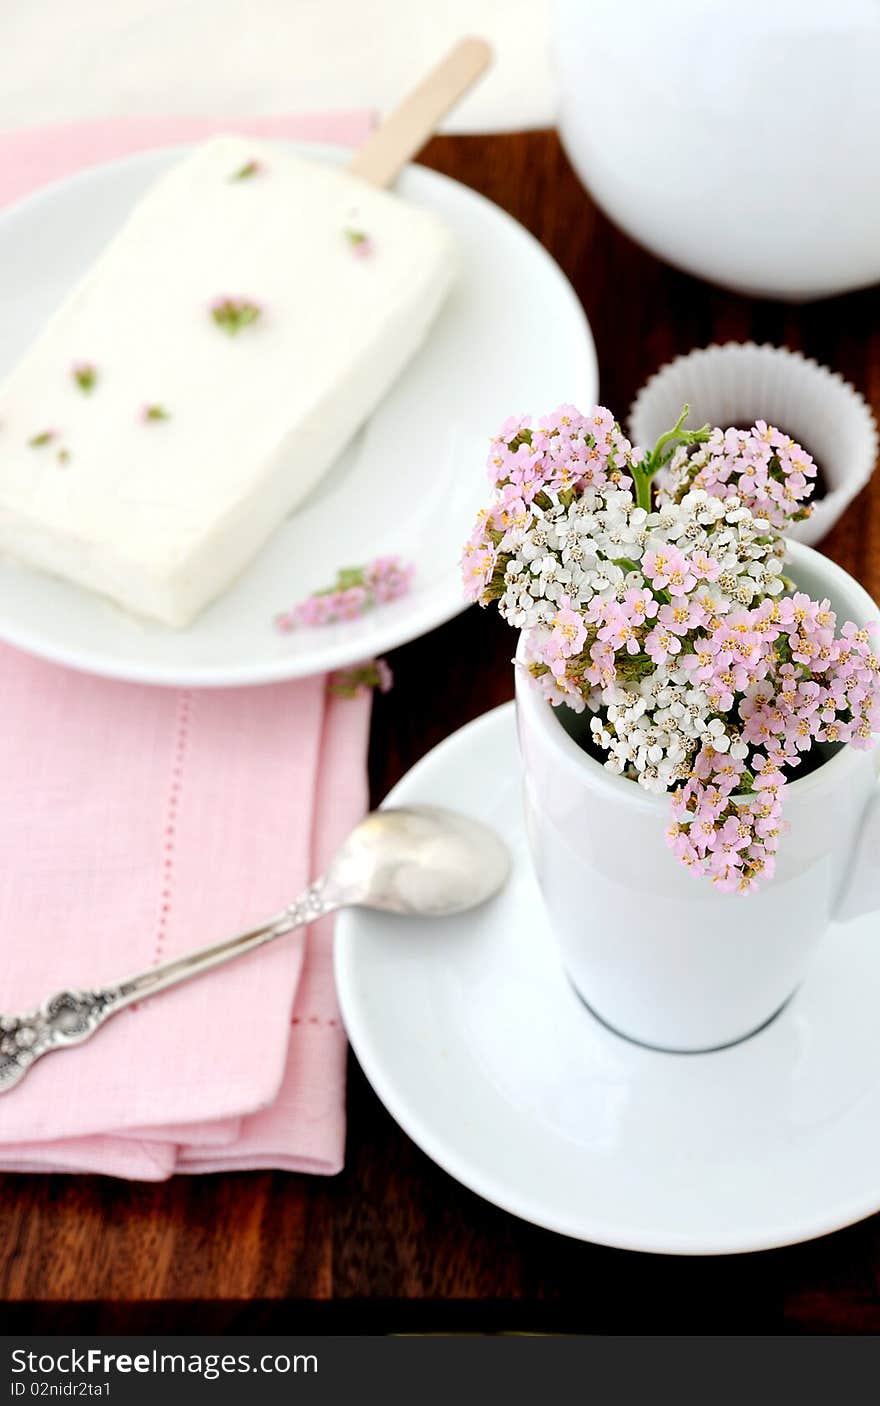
[1,0,555,133]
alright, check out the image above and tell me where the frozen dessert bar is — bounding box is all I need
[0,136,456,626]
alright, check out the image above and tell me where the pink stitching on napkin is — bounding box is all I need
[153,689,192,967]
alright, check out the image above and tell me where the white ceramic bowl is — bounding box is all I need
[629,343,878,545]
[554,0,880,300]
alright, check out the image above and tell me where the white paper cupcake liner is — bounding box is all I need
[628,342,878,545]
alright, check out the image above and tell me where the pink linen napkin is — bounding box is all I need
[0,111,374,1179]
[0,112,371,207]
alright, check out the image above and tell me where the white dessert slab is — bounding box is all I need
[0,144,597,686]
[336,702,880,1255]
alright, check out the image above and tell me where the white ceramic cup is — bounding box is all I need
[515,542,880,1052]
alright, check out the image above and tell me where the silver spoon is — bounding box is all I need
[0,805,509,1094]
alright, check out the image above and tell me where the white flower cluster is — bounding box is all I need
[590,678,750,793]
[502,489,782,625]
[499,490,644,626]
[510,483,786,792]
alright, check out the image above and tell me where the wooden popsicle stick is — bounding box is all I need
[347,37,492,189]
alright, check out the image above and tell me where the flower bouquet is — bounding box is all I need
[463,405,880,895]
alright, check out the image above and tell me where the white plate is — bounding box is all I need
[336,703,880,1255]
[0,145,597,687]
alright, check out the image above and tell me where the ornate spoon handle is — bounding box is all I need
[0,879,336,1094]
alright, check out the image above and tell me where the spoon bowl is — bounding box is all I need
[326,806,510,916]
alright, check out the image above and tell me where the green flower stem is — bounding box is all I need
[630,404,712,511]
[630,464,655,512]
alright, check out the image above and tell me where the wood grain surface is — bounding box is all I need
[3,130,880,1334]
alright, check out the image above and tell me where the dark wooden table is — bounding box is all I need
[3,131,880,1335]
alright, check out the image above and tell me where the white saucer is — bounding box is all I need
[336,702,880,1255]
[0,145,597,687]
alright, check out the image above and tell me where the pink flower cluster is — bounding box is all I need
[463,402,880,894]
[658,420,817,530]
[344,228,375,259]
[668,601,880,892]
[329,658,394,698]
[210,295,263,335]
[461,405,640,602]
[276,556,414,632]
